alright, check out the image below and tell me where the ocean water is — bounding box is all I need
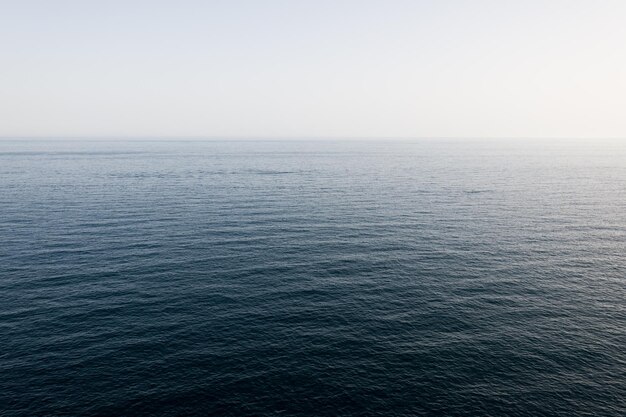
[1,139,625,417]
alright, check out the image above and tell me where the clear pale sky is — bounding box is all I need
[2,0,625,139]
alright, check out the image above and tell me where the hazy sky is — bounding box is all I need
[2,0,626,139]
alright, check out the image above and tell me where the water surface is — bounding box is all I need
[1,139,625,416]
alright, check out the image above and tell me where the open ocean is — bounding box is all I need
[1,139,625,416]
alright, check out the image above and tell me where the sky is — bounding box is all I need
[1,0,626,139]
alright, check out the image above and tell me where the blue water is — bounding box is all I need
[1,139,625,416]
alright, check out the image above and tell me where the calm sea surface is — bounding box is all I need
[1,139,625,416]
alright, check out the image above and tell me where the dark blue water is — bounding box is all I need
[1,139,625,416]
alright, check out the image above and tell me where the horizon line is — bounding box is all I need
[1,136,625,141]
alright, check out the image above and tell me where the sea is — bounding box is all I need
[1,139,625,416]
